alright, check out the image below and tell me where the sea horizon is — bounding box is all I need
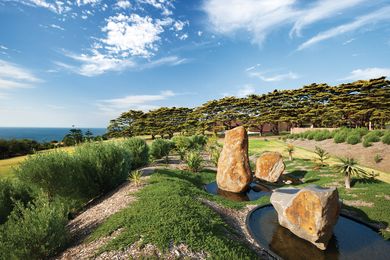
[0,127,107,142]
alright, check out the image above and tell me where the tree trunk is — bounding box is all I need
[345,174,351,189]
[289,153,293,161]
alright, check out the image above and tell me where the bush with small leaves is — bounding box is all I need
[172,136,192,160]
[314,146,330,166]
[189,135,208,150]
[364,132,381,143]
[374,154,383,164]
[0,179,32,224]
[0,195,68,259]
[346,134,361,145]
[382,132,390,145]
[362,138,372,147]
[122,137,149,169]
[334,131,348,143]
[150,138,173,163]
[185,151,203,172]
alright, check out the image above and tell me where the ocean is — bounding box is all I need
[0,127,107,143]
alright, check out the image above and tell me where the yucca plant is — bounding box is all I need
[334,157,375,189]
[185,151,203,172]
[129,170,143,187]
[285,144,294,161]
[314,146,330,167]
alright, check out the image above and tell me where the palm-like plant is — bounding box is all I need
[334,157,375,189]
[285,144,294,161]
[314,146,330,166]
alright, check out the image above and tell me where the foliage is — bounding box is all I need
[334,157,376,188]
[150,139,173,163]
[185,151,204,172]
[107,77,390,137]
[0,195,68,259]
[314,146,329,166]
[362,138,372,147]
[0,179,32,224]
[16,142,132,203]
[346,134,361,145]
[374,154,383,164]
[0,138,54,159]
[171,136,192,160]
[189,135,208,150]
[122,137,149,169]
[382,131,390,145]
[364,132,381,143]
[333,130,348,143]
[205,135,222,167]
[89,170,258,258]
[74,142,132,195]
[129,170,143,186]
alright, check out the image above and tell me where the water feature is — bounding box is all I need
[247,205,390,260]
[204,182,271,201]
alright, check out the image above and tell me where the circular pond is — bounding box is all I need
[246,205,390,260]
[204,182,271,201]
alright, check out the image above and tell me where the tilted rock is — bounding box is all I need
[216,126,252,193]
[270,185,340,250]
[255,152,285,182]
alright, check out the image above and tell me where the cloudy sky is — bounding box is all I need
[0,0,389,127]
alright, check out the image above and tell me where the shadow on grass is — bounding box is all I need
[352,178,381,186]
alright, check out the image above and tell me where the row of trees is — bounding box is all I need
[107,77,390,138]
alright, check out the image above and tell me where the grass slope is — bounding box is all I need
[89,170,261,258]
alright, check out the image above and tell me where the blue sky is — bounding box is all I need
[0,0,389,128]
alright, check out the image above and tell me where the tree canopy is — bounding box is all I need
[107,77,390,138]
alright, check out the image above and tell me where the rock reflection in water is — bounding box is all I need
[270,223,339,260]
[204,182,271,201]
[247,205,390,260]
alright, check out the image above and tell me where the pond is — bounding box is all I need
[204,182,271,201]
[246,205,390,260]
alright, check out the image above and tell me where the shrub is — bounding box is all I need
[189,135,208,150]
[382,132,390,145]
[0,179,32,224]
[75,142,132,195]
[333,130,348,143]
[0,195,68,259]
[346,134,361,145]
[150,139,173,163]
[16,151,81,200]
[185,151,203,172]
[122,138,149,169]
[374,154,383,164]
[172,136,192,160]
[364,133,381,143]
[307,131,316,140]
[313,130,332,141]
[314,146,329,166]
[362,138,372,147]
[353,127,369,138]
[205,135,222,167]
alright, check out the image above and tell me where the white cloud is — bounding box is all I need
[50,24,64,30]
[237,85,256,97]
[245,63,261,72]
[98,90,175,112]
[141,56,188,69]
[0,45,8,50]
[23,0,69,14]
[197,31,203,36]
[203,0,297,44]
[101,13,170,57]
[249,69,299,82]
[115,0,131,9]
[290,0,364,37]
[57,49,136,77]
[0,59,40,89]
[140,0,174,16]
[76,0,100,6]
[341,67,390,81]
[343,38,355,45]
[178,33,188,41]
[298,6,390,50]
[173,20,188,31]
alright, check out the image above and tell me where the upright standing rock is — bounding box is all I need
[255,152,285,182]
[270,185,340,250]
[216,126,252,193]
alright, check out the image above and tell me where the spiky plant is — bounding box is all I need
[285,144,294,161]
[314,146,330,166]
[334,157,375,189]
[129,170,143,186]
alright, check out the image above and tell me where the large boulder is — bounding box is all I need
[255,152,285,182]
[270,185,340,250]
[216,126,252,193]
